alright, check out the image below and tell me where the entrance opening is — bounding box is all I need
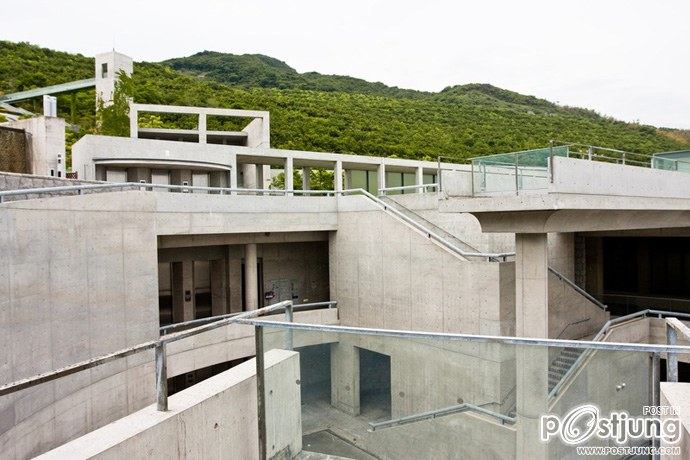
[296,344,332,404]
[358,348,391,420]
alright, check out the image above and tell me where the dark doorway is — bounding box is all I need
[297,344,332,403]
[358,348,391,420]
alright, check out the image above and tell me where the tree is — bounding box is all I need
[96,71,133,136]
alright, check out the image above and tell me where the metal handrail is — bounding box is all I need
[234,318,690,354]
[378,183,438,194]
[368,401,516,431]
[548,267,607,311]
[0,182,337,202]
[548,308,690,399]
[0,300,331,406]
[344,188,515,260]
[159,300,337,334]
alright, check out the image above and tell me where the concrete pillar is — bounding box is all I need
[129,103,137,138]
[172,260,194,322]
[344,170,352,191]
[256,164,265,191]
[244,243,259,310]
[127,167,150,184]
[227,245,243,313]
[285,157,294,194]
[229,156,238,194]
[210,259,227,317]
[415,166,424,191]
[198,112,207,144]
[241,164,257,189]
[516,233,548,338]
[261,165,271,189]
[377,163,386,192]
[170,169,192,191]
[515,232,549,459]
[302,167,311,191]
[334,160,343,194]
[331,342,360,416]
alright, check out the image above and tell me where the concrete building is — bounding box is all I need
[3,53,690,459]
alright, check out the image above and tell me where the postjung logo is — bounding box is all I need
[540,404,682,445]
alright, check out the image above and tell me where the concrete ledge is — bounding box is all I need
[37,349,302,460]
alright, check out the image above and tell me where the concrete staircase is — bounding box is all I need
[548,347,584,393]
[378,196,483,260]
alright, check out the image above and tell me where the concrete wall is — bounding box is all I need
[660,382,690,459]
[154,193,337,236]
[331,196,514,336]
[36,349,302,460]
[551,156,690,199]
[0,127,30,174]
[0,192,159,459]
[548,271,609,340]
[7,117,65,177]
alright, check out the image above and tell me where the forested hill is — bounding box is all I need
[1,41,688,161]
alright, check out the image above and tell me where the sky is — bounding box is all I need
[2,0,689,129]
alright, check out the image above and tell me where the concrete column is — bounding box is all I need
[172,260,194,322]
[285,157,294,194]
[244,243,259,310]
[198,113,207,144]
[229,155,238,195]
[170,169,192,191]
[415,166,424,191]
[377,163,386,192]
[227,245,243,313]
[344,170,352,191]
[302,167,311,191]
[261,165,271,189]
[331,341,360,416]
[516,233,548,338]
[242,164,257,190]
[515,232,549,459]
[210,259,227,317]
[334,160,343,194]
[129,104,137,138]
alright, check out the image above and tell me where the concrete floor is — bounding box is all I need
[301,396,391,460]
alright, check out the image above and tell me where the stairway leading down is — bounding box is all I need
[548,348,584,393]
[378,196,483,260]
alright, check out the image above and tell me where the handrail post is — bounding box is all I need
[667,323,679,382]
[155,342,168,411]
[284,301,294,351]
[255,325,267,460]
[549,140,555,184]
[514,154,519,196]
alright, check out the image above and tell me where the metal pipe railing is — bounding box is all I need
[548,309,690,399]
[548,267,607,311]
[159,300,336,334]
[344,188,515,260]
[234,318,690,354]
[378,183,438,195]
[0,182,337,202]
[0,299,327,406]
[368,401,516,431]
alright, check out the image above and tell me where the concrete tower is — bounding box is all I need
[95,51,133,107]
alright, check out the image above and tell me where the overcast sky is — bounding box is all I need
[2,0,688,128]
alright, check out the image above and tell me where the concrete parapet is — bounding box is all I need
[36,349,302,459]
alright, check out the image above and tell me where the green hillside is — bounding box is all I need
[1,40,688,163]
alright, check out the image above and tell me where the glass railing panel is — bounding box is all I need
[259,324,665,459]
